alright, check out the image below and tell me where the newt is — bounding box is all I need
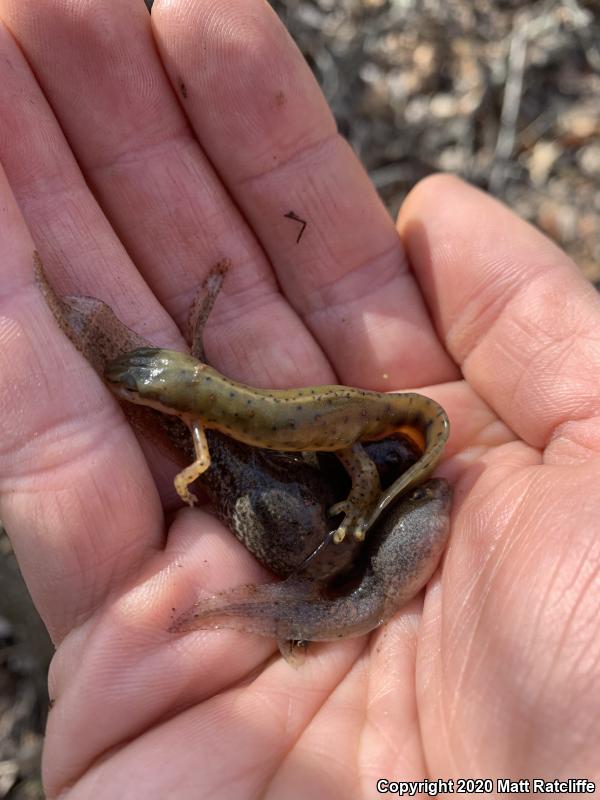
[104,272,450,545]
[33,254,419,581]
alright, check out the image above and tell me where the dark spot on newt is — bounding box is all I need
[178,78,188,99]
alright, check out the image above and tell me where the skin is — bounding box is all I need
[0,1,599,796]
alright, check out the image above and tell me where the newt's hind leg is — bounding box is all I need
[188,260,231,360]
[174,419,211,506]
[329,444,381,543]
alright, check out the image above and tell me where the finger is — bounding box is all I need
[0,165,165,642]
[0,0,334,388]
[43,502,367,795]
[399,175,600,451]
[0,17,201,508]
[0,17,180,343]
[151,0,457,388]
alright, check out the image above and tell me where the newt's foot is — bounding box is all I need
[174,476,199,507]
[328,500,371,543]
[331,444,382,543]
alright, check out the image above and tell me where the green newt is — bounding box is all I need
[33,254,418,581]
[105,273,449,545]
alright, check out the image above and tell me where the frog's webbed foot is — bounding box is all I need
[328,444,381,543]
[174,418,211,506]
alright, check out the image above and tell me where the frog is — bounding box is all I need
[104,271,450,546]
[170,478,451,658]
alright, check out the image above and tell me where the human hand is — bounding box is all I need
[0,1,598,796]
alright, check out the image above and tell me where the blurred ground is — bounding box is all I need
[271,0,600,281]
[2,0,599,797]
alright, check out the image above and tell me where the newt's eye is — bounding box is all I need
[410,486,431,501]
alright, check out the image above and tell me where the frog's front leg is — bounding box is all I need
[328,444,382,543]
[174,418,211,506]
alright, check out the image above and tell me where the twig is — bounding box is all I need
[489,13,529,194]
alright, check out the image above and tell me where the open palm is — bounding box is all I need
[0,1,598,797]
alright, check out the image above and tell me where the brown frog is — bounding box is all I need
[171,479,451,654]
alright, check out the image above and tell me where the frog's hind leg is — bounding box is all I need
[174,419,211,506]
[328,444,381,543]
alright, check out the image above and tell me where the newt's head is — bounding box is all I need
[104,347,207,417]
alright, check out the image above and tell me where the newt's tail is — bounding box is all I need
[367,394,449,531]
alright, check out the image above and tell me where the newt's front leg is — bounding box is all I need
[328,444,382,543]
[174,419,211,506]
